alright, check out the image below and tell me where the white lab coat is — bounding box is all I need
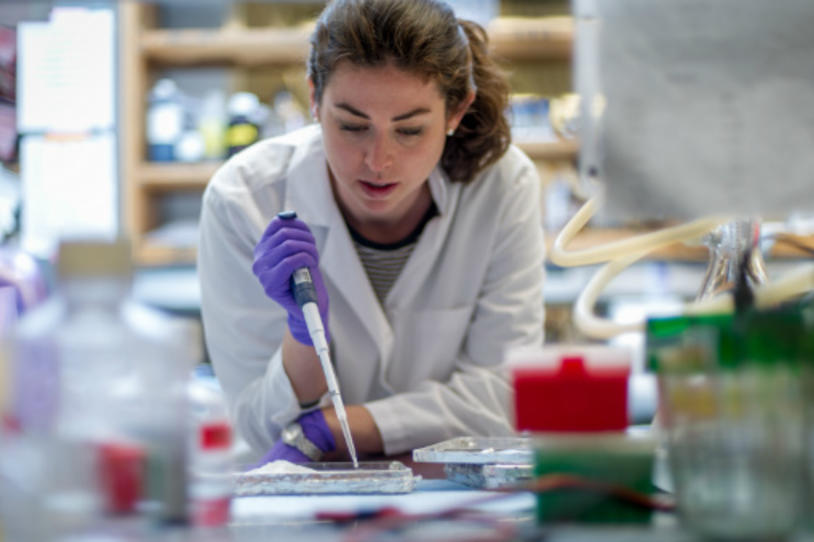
[198,124,545,457]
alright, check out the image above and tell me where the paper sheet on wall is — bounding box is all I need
[576,0,814,223]
[20,134,117,258]
[16,6,114,133]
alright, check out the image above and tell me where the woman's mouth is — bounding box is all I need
[359,180,398,199]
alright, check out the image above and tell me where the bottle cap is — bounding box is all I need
[150,78,179,101]
[57,239,132,278]
[227,92,259,116]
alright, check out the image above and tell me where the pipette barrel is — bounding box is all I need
[278,210,360,468]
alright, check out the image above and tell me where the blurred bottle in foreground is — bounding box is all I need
[0,239,198,539]
[188,376,233,528]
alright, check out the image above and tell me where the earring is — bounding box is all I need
[446,128,455,136]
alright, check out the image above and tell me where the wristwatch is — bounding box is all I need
[281,421,322,461]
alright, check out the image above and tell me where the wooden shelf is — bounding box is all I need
[487,16,573,60]
[135,240,197,267]
[140,162,221,190]
[516,139,578,161]
[134,138,579,191]
[139,17,573,66]
[140,26,313,66]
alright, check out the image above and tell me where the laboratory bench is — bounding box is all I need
[72,469,814,542]
[67,470,696,542]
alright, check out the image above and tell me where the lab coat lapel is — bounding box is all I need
[283,127,394,366]
[320,223,395,363]
[386,167,460,305]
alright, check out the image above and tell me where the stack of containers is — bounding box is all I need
[647,309,808,540]
[511,345,658,524]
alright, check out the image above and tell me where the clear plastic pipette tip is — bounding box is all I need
[304,302,359,468]
[333,399,359,469]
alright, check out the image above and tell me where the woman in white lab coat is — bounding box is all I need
[197,0,545,463]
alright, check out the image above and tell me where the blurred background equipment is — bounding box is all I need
[552,0,814,340]
[576,0,814,224]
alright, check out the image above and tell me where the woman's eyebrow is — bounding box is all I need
[334,102,430,121]
[392,107,430,121]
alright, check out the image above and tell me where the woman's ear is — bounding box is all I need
[308,79,319,121]
[447,90,476,133]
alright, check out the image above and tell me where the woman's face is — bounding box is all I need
[313,60,461,229]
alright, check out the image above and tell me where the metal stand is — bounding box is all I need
[696,218,768,301]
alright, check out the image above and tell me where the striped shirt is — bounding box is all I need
[347,204,438,304]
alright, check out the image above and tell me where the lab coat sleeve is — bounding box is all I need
[365,157,546,455]
[197,163,302,455]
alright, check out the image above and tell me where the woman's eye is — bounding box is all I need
[397,127,423,136]
[340,124,368,132]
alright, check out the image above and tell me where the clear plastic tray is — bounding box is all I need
[412,437,534,489]
[412,436,533,465]
[443,463,534,490]
[234,460,418,495]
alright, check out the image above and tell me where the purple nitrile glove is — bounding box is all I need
[258,410,336,466]
[252,214,330,345]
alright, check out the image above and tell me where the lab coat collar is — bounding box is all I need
[282,124,337,227]
[427,165,449,215]
[375,166,461,384]
[384,167,460,306]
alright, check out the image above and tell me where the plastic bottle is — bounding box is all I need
[147,79,185,162]
[187,376,233,527]
[198,89,227,160]
[2,239,194,537]
[225,91,260,157]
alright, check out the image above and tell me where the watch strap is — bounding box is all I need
[282,422,323,461]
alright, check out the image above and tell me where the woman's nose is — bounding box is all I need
[365,132,393,175]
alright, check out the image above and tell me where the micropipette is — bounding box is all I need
[278,211,359,468]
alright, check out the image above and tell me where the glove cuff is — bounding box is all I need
[300,409,336,453]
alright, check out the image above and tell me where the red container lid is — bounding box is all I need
[512,351,630,432]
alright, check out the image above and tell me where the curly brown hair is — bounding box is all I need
[308,0,511,184]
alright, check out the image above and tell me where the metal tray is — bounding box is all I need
[234,460,418,495]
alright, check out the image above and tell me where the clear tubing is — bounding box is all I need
[557,196,814,339]
[573,252,649,339]
[550,195,730,267]
[302,302,359,468]
[754,264,814,307]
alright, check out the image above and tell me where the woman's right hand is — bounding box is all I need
[252,215,330,345]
